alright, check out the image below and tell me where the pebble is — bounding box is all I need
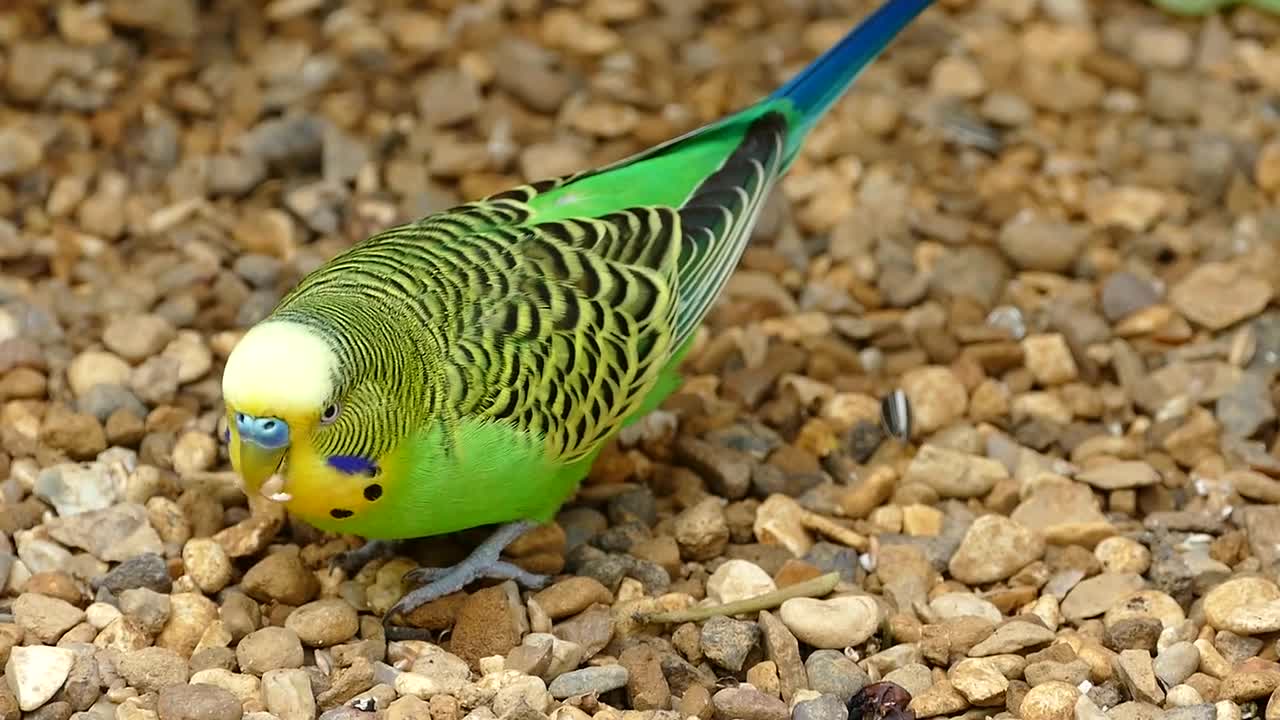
[899,366,967,436]
[948,514,1045,584]
[548,665,629,699]
[103,314,176,362]
[4,645,75,711]
[618,644,669,710]
[285,599,359,647]
[242,547,319,606]
[700,616,761,672]
[793,694,849,720]
[531,577,612,620]
[1116,649,1165,705]
[156,683,242,720]
[903,444,1008,499]
[1155,643,1201,687]
[33,461,123,518]
[706,559,776,604]
[968,620,1056,656]
[1061,573,1147,621]
[1096,537,1152,575]
[116,646,189,693]
[1076,461,1161,490]
[674,497,731,561]
[950,657,1009,706]
[1019,681,1081,720]
[181,538,233,594]
[156,592,220,657]
[120,587,171,634]
[1203,577,1280,634]
[804,650,869,703]
[779,595,879,649]
[13,592,85,644]
[711,685,789,720]
[262,668,317,720]
[998,216,1086,273]
[451,582,528,669]
[1171,263,1272,331]
[237,626,305,675]
[929,592,1003,623]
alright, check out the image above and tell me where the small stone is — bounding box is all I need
[968,621,1056,656]
[706,559,776,604]
[450,582,527,670]
[1115,649,1165,705]
[930,55,987,98]
[1155,642,1201,688]
[237,627,305,675]
[675,437,752,499]
[99,552,171,594]
[548,665,629,699]
[33,461,124,518]
[804,650,870,703]
[285,599,359,647]
[779,595,879,649]
[903,444,1009,499]
[530,578,612,621]
[950,657,1008,706]
[182,538,233,594]
[1021,334,1079,386]
[1011,481,1116,548]
[929,593,1003,624]
[618,644,669,710]
[156,593,220,657]
[674,497,731,561]
[1132,26,1192,68]
[998,216,1086,273]
[1061,573,1147,621]
[1172,263,1272,331]
[4,645,75,711]
[116,646,189,693]
[712,685,789,720]
[120,587,171,635]
[1076,461,1161,490]
[1096,537,1152,575]
[949,514,1045,584]
[1204,577,1280,634]
[156,683,242,720]
[262,668,317,720]
[13,593,86,644]
[242,548,319,606]
[700,616,761,672]
[794,694,849,720]
[900,366,967,436]
[103,314,176,363]
[1019,681,1080,720]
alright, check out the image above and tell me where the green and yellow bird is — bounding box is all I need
[221,0,934,629]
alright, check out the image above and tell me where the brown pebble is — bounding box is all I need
[531,577,613,621]
[449,581,527,670]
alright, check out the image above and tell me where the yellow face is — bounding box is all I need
[221,320,339,501]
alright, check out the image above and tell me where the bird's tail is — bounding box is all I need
[771,0,935,156]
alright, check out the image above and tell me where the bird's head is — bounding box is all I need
[221,320,343,499]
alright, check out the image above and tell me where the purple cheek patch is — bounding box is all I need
[222,427,230,443]
[327,455,380,476]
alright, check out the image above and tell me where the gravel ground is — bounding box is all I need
[4,1,1280,720]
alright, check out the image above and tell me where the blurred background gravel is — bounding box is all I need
[4,2,1280,720]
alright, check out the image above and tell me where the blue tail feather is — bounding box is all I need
[772,0,935,140]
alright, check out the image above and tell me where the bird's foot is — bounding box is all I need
[383,520,552,641]
[331,539,401,577]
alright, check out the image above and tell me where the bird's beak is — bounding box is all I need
[235,440,288,497]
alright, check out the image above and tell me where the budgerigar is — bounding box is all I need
[221,0,934,633]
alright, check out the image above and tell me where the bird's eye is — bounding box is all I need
[320,403,341,425]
